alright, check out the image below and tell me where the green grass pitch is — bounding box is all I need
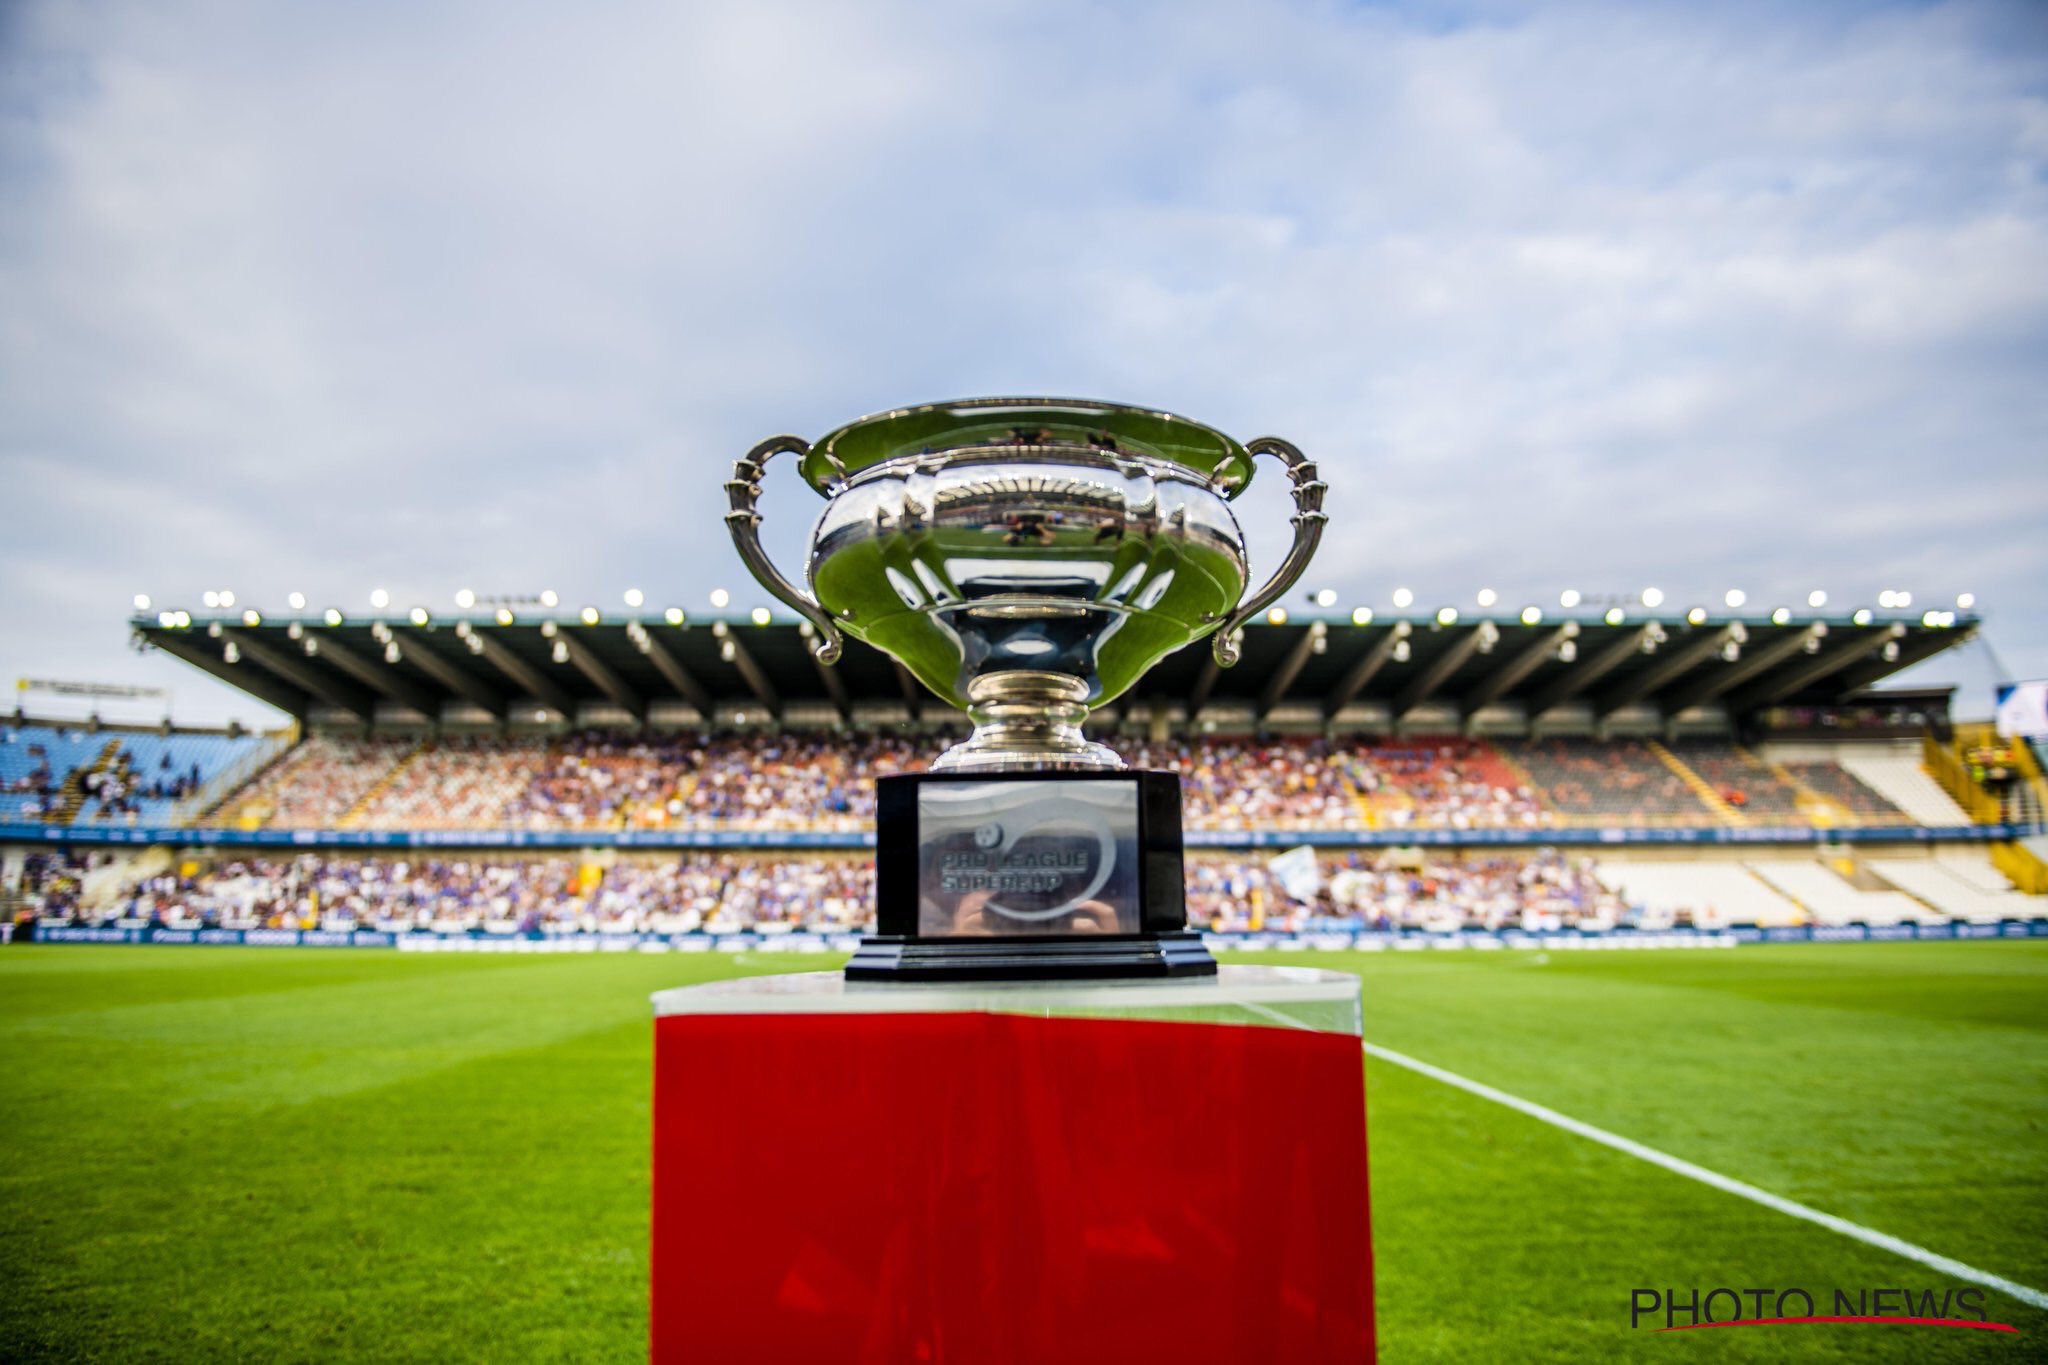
[2,941,2043,1362]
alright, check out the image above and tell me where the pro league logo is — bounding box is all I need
[931,809,1116,922]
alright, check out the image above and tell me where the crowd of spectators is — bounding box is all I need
[1505,739,1717,826]
[78,747,207,821]
[19,847,1632,936]
[7,726,1917,833]
[1124,736,1360,828]
[681,732,923,830]
[1347,738,1549,830]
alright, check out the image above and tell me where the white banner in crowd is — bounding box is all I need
[1267,844,1324,903]
[1994,680,2048,740]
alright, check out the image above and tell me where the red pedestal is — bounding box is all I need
[653,1007,1372,1363]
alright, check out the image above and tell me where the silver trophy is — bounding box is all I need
[725,398,1327,770]
[726,398,1327,979]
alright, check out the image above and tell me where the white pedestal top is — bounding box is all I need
[652,964,1361,1035]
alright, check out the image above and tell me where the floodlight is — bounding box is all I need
[752,607,772,626]
[242,609,261,627]
[580,606,600,625]
[1312,588,1337,608]
[1852,608,1873,625]
[710,588,731,609]
[1724,589,1746,608]
[1640,587,1664,608]
[288,592,307,611]
[1520,606,1542,625]
[1391,588,1413,609]
[1267,607,1288,625]
[1351,607,1373,626]
[324,608,343,626]
[540,589,559,608]
[665,607,685,625]
[369,588,390,609]
[1771,607,1791,625]
[1956,592,1975,610]
[1476,588,1497,608]
[1435,607,1458,626]
[1807,590,1826,608]
[1559,589,1582,609]
[133,594,151,611]
[454,588,476,609]
[203,591,220,608]
[624,588,645,608]
[1604,607,1625,625]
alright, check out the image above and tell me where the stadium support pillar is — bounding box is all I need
[218,630,374,721]
[1592,624,1740,720]
[1259,625,1322,719]
[1392,628,1486,724]
[1821,627,1959,701]
[891,662,924,722]
[1524,625,1652,724]
[561,633,646,721]
[715,631,778,718]
[308,634,448,721]
[1725,624,1906,715]
[471,634,578,719]
[1660,622,1830,717]
[1186,654,1222,719]
[1324,623,1407,720]
[396,631,507,718]
[808,648,850,723]
[148,633,312,720]
[1459,624,1577,729]
[638,635,717,720]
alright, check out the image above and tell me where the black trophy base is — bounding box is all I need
[845,931,1218,983]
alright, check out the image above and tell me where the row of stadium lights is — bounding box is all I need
[1272,586,1974,634]
[135,580,1975,671]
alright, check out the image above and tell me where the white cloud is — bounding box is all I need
[1,0,2044,723]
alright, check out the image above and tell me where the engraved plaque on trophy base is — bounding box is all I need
[845,770,1217,981]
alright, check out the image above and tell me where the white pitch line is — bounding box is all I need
[1362,1041,2048,1313]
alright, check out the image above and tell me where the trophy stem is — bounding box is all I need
[929,672,1125,773]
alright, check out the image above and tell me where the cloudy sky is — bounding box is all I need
[3,0,2044,725]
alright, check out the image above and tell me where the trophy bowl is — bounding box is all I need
[726,397,1326,773]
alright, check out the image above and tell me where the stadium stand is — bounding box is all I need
[73,731,268,824]
[0,724,110,820]
[1342,737,1547,830]
[1744,860,1937,927]
[1667,741,1807,821]
[223,735,415,828]
[1777,760,1910,824]
[1125,736,1363,830]
[1831,748,1973,825]
[7,725,2020,836]
[21,848,1637,935]
[1868,857,2032,924]
[1591,859,1805,927]
[1503,739,1715,826]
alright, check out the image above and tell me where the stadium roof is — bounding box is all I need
[133,607,1979,734]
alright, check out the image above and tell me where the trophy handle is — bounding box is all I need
[1211,437,1328,667]
[724,435,845,665]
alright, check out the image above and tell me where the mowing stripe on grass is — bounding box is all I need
[1363,1040,2048,1313]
